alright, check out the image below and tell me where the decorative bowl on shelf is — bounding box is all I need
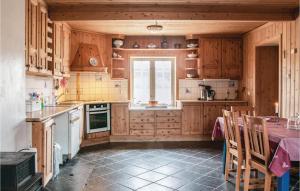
[113,39,124,48]
[147,43,157,49]
[186,73,196,78]
[186,43,198,48]
[187,52,198,58]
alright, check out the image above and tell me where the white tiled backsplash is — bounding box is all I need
[26,76,54,104]
[65,72,128,101]
[179,79,239,100]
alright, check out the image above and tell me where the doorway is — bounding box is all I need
[255,45,279,116]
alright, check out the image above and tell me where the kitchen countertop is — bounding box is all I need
[26,104,82,122]
[180,100,248,103]
[26,100,130,122]
[129,105,182,111]
[26,100,247,122]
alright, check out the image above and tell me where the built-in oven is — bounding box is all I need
[86,103,110,133]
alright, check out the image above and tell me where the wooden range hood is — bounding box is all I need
[71,43,107,72]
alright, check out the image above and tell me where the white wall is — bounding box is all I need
[0,0,27,151]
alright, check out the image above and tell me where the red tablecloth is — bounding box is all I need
[212,117,300,177]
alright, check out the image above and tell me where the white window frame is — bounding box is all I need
[130,57,176,106]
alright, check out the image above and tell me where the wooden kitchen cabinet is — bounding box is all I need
[221,39,242,79]
[111,103,129,136]
[203,103,224,135]
[199,38,242,79]
[32,118,54,186]
[199,38,222,78]
[182,105,203,135]
[129,110,155,136]
[52,22,63,77]
[26,0,52,76]
[62,24,71,77]
[26,0,39,73]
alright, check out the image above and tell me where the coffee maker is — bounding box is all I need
[199,85,215,101]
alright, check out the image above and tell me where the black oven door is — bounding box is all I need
[88,111,110,133]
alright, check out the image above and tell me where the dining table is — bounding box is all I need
[211,116,300,191]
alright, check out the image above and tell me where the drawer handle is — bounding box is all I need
[141,125,144,127]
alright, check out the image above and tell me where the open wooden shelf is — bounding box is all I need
[185,57,199,61]
[112,57,125,60]
[112,47,199,51]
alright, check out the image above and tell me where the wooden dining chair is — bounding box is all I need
[231,106,256,117]
[223,109,244,191]
[242,115,275,191]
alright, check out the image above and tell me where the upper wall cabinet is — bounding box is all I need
[199,38,222,78]
[25,0,71,78]
[199,38,242,80]
[221,39,242,79]
[26,0,52,76]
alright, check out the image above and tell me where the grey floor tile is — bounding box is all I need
[137,183,174,191]
[137,171,167,182]
[120,165,149,176]
[178,182,214,191]
[156,176,189,189]
[118,177,151,190]
[196,176,225,189]
[153,164,183,176]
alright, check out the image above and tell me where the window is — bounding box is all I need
[131,57,176,106]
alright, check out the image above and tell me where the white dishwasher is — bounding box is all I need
[68,108,81,159]
[54,107,81,161]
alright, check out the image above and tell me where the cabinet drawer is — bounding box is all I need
[157,123,181,129]
[156,111,181,117]
[130,129,154,136]
[157,129,181,136]
[156,117,181,123]
[130,111,155,118]
[130,117,155,123]
[130,123,155,130]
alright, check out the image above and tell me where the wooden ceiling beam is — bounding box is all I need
[48,4,296,21]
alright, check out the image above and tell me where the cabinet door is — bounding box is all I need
[221,39,242,79]
[203,104,224,135]
[43,120,54,186]
[111,104,129,135]
[200,39,222,78]
[26,0,39,71]
[62,24,71,76]
[38,4,48,72]
[53,22,63,76]
[182,105,202,135]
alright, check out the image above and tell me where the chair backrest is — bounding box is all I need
[231,106,256,117]
[223,110,243,155]
[242,115,270,166]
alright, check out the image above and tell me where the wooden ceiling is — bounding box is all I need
[46,0,299,21]
[67,20,266,35]
[45,0,299,6]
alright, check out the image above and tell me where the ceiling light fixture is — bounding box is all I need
[147,21,163,32]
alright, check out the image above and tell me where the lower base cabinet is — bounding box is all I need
[111,101,247,140]
[32,118,55,186]
[111,103,129,136]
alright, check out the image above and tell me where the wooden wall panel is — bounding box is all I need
[242,16,300,118]
[295,16,300,116]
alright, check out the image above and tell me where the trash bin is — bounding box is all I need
[53,143,62,179]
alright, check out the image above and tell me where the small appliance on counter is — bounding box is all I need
[198,85,215,101]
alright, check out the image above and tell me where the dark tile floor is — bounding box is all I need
[45,142,299,191]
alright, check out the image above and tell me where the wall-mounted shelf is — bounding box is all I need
[112,47,198,51]
[185,57,199,61]
[112,57,125,60]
